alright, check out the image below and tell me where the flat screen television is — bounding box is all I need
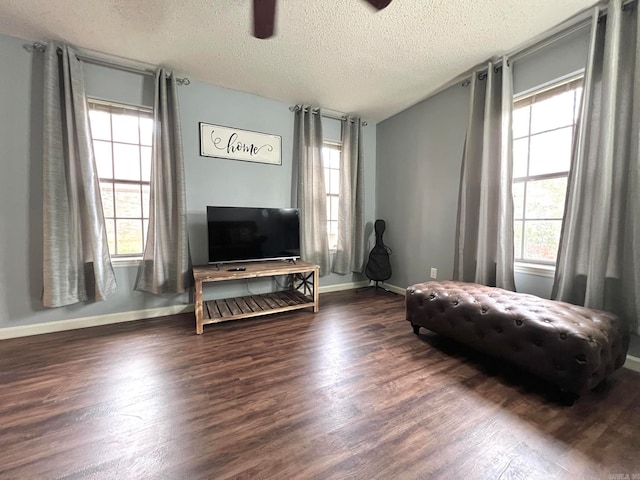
[207,206,300,264]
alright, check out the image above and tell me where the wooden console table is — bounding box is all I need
[192,260,319,334]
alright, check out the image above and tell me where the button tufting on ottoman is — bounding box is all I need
[406,281,630,395]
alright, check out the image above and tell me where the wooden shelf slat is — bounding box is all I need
[261,295,279,309]
[245,296,263,312]
[280,290,306,305]
[216,300,233,317]
[265,293,288,308]
[235,297,254,314]
[227,299,243,316]
[202,290,315,325]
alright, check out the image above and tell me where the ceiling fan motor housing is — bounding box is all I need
[252,0,392,39]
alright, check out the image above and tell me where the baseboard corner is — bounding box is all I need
[624,354,640,373]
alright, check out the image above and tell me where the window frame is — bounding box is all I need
[322,141,342,252]
[87,98,153,263]
[512,74,583,271]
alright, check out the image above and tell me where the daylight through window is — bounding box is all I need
[322,142,341,250]
[512,77,582,265]
[88,100,153,258]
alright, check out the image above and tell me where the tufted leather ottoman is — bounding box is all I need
[406,281,629,395]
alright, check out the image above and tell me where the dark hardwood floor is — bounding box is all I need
[1,289,639,479]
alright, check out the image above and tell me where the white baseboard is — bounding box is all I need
[319,281,370,294]
[624,355,640,373]
[384,284,407,296]
[1,282,377,340]
[0,304,195,341]
[318,281,408,295]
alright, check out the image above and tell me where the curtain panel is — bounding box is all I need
[552,1,640,334]
[332,116,365,275]
[292,106,330,276]
[42,42,117,307]
[135,69,192,294]
[453,58,516,290]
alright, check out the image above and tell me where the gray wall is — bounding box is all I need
[376,84,470,289]
[513,24,590,96]
[0,32,376,329]
[181,79,377,297]
[513,272,554,298]
[376,24,591,297]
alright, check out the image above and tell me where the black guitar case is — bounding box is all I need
[365,219,392,288]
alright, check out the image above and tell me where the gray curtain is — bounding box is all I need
[135,69,191,294]
[552,1,640,334]
[293,105,330,276]
[42,42,117,307]
[332,116,365,274]
[454,57,516,290]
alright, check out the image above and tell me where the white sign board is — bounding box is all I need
[199,123,282,165]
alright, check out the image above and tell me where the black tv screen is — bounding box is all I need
[207,206,300,264]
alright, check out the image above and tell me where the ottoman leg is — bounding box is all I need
[412,324,421,335]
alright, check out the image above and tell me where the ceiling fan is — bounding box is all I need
[252,0,393,39]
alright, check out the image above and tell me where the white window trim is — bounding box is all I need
[88,98,152,260]
[323,140,342,253]
[512,74,583,268]
[514,262,555,278]
[514,70,584,100]
[111,257,142,268]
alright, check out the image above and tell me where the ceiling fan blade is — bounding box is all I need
[253,0,277,39]
[363,0,392,9]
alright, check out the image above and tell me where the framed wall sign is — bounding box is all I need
[199,123,282,165]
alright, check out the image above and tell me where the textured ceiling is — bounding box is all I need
[0,0,595,122]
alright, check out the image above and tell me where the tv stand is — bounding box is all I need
[192,260,319,334]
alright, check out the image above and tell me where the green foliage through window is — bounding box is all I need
[512,77,582,265]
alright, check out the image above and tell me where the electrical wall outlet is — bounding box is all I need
[430,267,437,279]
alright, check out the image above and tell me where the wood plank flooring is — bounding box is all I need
[1,289,639,479]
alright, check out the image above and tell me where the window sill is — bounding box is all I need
[111,258,142,268]
[514,262,555,278]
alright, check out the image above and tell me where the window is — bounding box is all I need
[88,100,153,258]
[322,142,341,250]
[512,77,582,265]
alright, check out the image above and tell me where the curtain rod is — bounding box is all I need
[288,105,368,126]
[458,14,591,87]
[424,0,602,96]
[27,42,190,86]
[460,0,637,87]
[507,0,637,64]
